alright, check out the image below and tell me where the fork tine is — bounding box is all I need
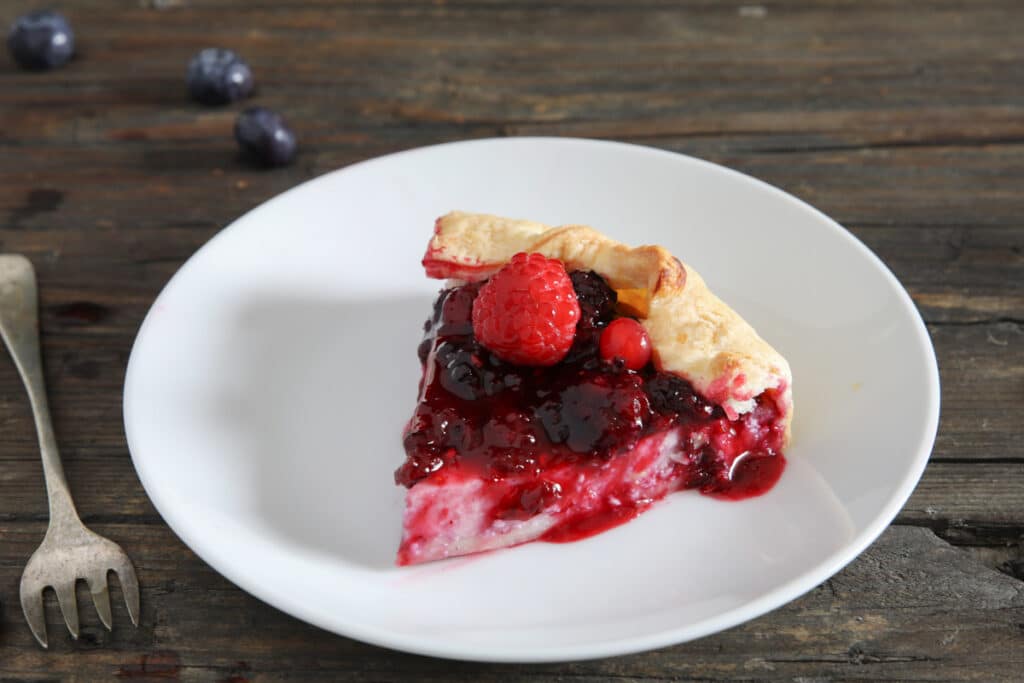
[53,580,80,639]
[88,569,113,630]
[19,581,47,648]
[113,559,140,626]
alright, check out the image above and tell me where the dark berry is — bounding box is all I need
[563,270,617,363]
[599,317,652,370]
[7,10,74,71]
[234,107,297,167]
[483,411,539,454]
[435,282,481,337]
[186,48,254,105]
[435,340,483,401]
[537,375,650,455]
[432,406,475,451]
[416,337,433,365]
[495,480,562,520]
[393,448,446,487]
[570,270,617,330]
[646,374,722,421]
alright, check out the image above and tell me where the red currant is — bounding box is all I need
[599,318,651,370]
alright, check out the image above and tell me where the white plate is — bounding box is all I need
[124,138,940,662]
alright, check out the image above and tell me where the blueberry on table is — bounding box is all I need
[7,9,74,70]
[186,48,254,105]
[234,107,297,167]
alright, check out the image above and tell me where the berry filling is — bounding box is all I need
[397,269,786,564]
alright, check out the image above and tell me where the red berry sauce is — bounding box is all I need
[397,271,786,547]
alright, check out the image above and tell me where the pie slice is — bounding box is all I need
[396,211,792,566]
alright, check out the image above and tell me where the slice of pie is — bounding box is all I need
[396,211,792,565]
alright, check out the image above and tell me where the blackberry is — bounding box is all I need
[564,270,618,363]
[646,374,722,420]
[570,270,617,329]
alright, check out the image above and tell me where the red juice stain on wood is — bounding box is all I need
[219,662,252,683]
[116,651,181,679]
[53,301,110,325]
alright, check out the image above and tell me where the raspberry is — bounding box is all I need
[472,253,581,366]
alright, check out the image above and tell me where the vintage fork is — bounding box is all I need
[0,255,139,647]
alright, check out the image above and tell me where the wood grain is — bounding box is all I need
[0,527,1020,681]
[0,0,1022,679]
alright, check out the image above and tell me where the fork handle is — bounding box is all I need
[0,256,79,528]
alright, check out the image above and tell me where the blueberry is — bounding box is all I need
[186,48,254,105]
[7,10,74,71]
[234,107,297,167]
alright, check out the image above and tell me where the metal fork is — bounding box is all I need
[0,255,139,648]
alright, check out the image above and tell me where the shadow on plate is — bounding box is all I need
[206,291,431,570]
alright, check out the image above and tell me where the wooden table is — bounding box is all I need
[1,0,1021,679]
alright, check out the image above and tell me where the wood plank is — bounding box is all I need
[4,143,1023,233]
[929,321,1024,461]
[2,457,1023,538]
[1,148,1021,325]
[0,525,1019,681]
[0,0,1021,239]
[898,463,1024,546]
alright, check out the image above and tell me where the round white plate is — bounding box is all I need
[124,138,940,662]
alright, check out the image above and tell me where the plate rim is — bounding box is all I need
[123,136,941,662]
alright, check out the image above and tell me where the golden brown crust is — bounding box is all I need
[424,211,792,437]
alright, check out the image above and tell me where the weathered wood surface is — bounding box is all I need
[0,0,1021,680]
[0,526,1020,681]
